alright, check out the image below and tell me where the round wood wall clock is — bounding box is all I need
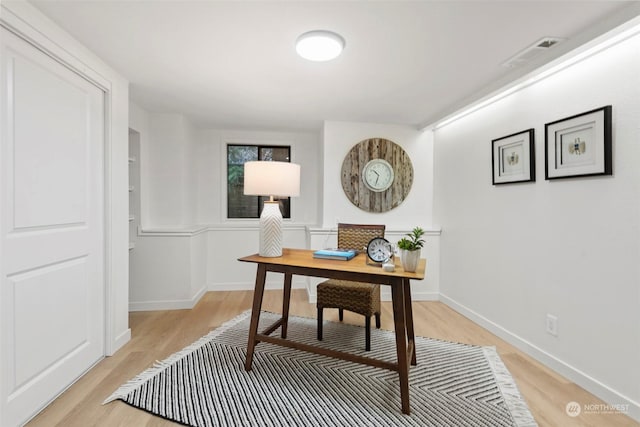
[341,138,413,213]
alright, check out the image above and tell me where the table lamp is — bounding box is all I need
[244,161,300,257]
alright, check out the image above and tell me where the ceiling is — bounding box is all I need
[31,1,639,132]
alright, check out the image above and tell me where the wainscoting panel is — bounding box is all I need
[129,225,439,310]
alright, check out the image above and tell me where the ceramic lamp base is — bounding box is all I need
[259,201,283,257]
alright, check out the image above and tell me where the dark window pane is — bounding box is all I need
[228,145,258,165]
[227,144,291,219]
[271,147,291,162]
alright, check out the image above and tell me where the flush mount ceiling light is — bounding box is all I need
[296,30,345,61]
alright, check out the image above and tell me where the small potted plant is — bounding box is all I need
[397,227,425,272]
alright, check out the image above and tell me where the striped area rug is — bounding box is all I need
[104,311,537,427]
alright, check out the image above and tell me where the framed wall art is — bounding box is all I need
[340,138,413,212]
[491,129,535,185]
[545,105,612,180]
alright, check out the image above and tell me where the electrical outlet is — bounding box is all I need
[546,314,558,337]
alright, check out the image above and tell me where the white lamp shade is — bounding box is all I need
[244,161,300,197]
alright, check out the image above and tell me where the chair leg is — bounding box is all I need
[365,315,371,351]
[339,308,344,321]
[375,312,381,329]
[317,306,323,341]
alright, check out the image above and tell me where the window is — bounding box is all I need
[227,144,292,219]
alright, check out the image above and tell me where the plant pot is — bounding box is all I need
[400,249,420,272]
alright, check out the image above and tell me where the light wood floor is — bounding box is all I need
[27,290,638,427]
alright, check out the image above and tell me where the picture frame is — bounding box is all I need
[545,106,612,180]
[491,129,535,185]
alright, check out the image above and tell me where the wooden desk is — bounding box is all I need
[238,248,427,415]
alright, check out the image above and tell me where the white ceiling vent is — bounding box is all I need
[502,37,565,68]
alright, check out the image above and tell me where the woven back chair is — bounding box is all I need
[316,223,385,351]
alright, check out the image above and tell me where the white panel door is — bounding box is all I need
[0,29,105,426]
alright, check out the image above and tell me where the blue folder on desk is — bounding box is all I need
[312,249,356,261]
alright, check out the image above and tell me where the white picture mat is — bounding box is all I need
[493,132,531,184]
[546,111,606,178]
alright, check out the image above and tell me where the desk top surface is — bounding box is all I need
[238,248,426,280]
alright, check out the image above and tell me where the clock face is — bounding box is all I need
[367,237,391,263]
[363,159,394,192]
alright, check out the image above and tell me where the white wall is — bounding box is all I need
[433,30,640,418]
[147,114,198,227]
[128,109,199,228]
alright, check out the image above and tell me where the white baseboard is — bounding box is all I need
[129,286,207,312]
[439,293,640,423]
[109,328,131,356]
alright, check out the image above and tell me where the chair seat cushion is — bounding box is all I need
[317,280,381,316]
